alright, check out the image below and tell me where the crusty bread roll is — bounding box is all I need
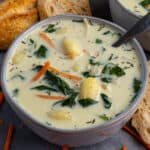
[131,61,150,144]
[0,0,38,50]
[38,0,91,20]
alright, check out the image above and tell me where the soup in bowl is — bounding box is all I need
[109,0,150,51]
[1,15,148,146]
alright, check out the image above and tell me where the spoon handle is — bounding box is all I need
[112,13,150,47]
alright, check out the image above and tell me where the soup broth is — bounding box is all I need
[6,18,142,129]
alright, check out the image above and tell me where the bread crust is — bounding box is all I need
[131,61,150,144]
[38,0,91,20]
[0,0,38,50]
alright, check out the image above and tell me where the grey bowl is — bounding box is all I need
[0,14,148,147]
[109,0,150,51]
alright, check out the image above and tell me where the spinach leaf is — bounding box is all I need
[99,114,111,121]
[82,71,95,78]
[45,24,57,33]
[13,89,19,97]
[89,59,101,66]
[61,92,78,107]
[11,74,25,80]
[34,45,48,58]
[72,19,84,23]
[133,78,142,93]
[32,65,73,95]
[102,63,125,77]
[101,93,112,109]
[140,0,150,7]
[96,39,102,44]
[31,85,58,92]
[44,71,74,95]
[103,31,111,35]
[79,98,98,107]
[32,65,43,71]
[101,77,112,83]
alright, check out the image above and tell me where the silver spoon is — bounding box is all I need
[112,13,150,47]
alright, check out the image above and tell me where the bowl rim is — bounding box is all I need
[116,0,145,19]
[1,14,148,134]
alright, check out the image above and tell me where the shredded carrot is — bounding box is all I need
[48,64,83,81]
[0,92,4,107]
[122,145,127,150]
[62,145,69,150]
[4,124,14,150]
[123,125,150,150]
[61,145,72,150]
[146,4,150,9]
[31,61,50,82]
[0,119,4,125]
[36,94,66,100]
[40,32,58,50]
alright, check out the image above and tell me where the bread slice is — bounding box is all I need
[131,61,150,144]
[68,0,92,16]
[38,0,91,20]
[0,0,38,50]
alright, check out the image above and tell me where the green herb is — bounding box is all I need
[31,85,58,93]
[61,92,78,108]
[28,39,37,49]
[101,93,112,109]
[45,24,57,33]
[133,78,142,93]
[101,77,112,83]
[102,63,125,77]
[103,31,111,35]
[30,39,34,44]
[96,39,102,44]
[82,71,94,78]
[99,114,111,121]
[34,45,48,58]
[112,32,122,37]
[44,71,74,95]
[72,19,84,23]
[108,54,118,61]
[45,122,51,126]
[11,74,25,80]
[140,0,150,7]
[86,119,96,124]
[79,98,98,107]
[13,89,19,97]
[101,47,106,52]
[88,20,93,25]
[89,59,101,66]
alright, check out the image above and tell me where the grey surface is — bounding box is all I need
[0,0,147,149]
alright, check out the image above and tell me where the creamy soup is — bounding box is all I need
[6,18,142,129]
[119,0,150,16]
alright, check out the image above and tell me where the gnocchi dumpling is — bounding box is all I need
[47,109,72,120]
[12,50,26,64]
[79,77,100,101]
[63,38,82,59]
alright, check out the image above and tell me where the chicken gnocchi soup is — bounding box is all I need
[118,0,150,17]
[7,18,142,129]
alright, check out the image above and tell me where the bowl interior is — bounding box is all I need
[1,14,148,133]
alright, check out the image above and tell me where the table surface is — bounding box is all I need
[0,0,148,149]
